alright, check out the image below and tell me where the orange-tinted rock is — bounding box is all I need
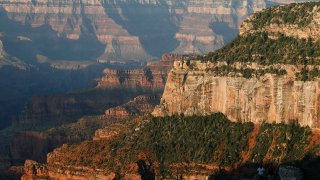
[97,53,177,89]
[22,160,48,178]
[105,94,161,119]
[153,61,320,128]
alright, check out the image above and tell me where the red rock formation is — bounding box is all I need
[97,53,177,89]
[105,94,161,119]
[22,160,48,179]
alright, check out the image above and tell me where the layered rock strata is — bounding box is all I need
[153,2,320,128]
[0,0,313,61]
[153,61,320,128]
[105,94,161,119]
[96,53,177,89]
[0,0,152,62]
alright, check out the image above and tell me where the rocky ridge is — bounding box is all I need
[153,2,320,128]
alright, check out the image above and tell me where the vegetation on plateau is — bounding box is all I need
[51,114,320,177]
[247,2,320,29]
[192,2,320,80]
[203,32,320,65]
[209,65,287,79]
[197,31,320,80]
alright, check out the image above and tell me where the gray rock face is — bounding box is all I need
[0,38,27,69]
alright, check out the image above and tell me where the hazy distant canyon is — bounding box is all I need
[0,0,315,65]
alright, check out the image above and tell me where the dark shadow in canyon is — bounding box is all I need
[209,21,239,44]
[0,9,105,62]
[103,2,179,58]
[0,8,108,129]
[0,64,106,129]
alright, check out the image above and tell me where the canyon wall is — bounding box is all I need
[0,0,314,62]
[96,53,177,89]
[153,2,320,128]
[153,61,320,128]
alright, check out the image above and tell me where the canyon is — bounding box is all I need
[0,0,318,129]
[0,53,173,174]
[2,1,320,179]
[0,0,313,64]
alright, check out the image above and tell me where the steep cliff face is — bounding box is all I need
[153,61,320,128]
[153,2,320,128]
[0,0,313,62]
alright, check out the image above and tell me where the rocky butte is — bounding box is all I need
[153,2,320,129]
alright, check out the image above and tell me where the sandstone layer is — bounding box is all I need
[96,53,177,89]
[153,2,320,128]
[104,94,161,120]
[153,61,320,128]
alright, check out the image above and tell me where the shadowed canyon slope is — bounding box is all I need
[153,2,320,128]
[1,0,316,63]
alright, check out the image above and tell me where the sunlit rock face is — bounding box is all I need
[1,0,315,62]
[153,1,320,128]
[153,61,320,128]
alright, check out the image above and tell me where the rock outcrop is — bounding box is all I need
[153,61,320,128]
[105,94,161,119]
[153,2,320,128]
